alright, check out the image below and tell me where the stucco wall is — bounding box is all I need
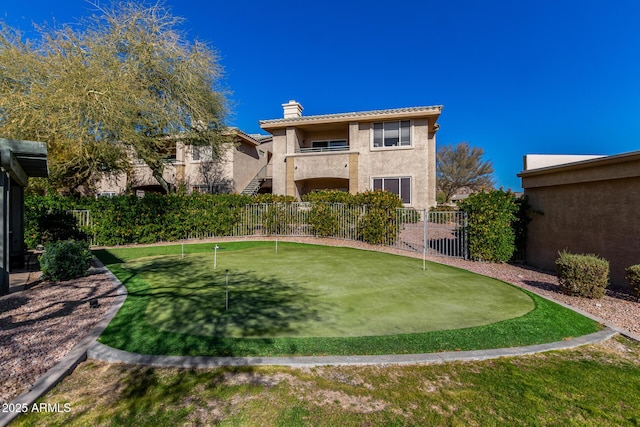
[233,140,267,192]
[521,153,640,289]
[355,118,433,210]
[291,152,350,181]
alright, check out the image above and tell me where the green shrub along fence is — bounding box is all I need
[457,189,530,263]
[27,190,533,261]
[25,191,414,248]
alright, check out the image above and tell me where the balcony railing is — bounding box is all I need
[295,146,350,154]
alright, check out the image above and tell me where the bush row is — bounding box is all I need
[554,252,640,299]
[26,190,405,247]
[303,190,404,245]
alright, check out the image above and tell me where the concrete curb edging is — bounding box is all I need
[0,261,128,427]
[87,327,618,368]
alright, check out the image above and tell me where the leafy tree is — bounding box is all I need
[0,1,228,194]
[436,142,495,203]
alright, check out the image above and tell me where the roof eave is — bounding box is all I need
[259,105,443,131]
[518,150,640,178]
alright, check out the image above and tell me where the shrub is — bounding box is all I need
[37,211,88,245]
[555,250,609,298]
[457,190,519,262]
[512,195,533,261]
[625,265,640,299]
[39,240,93,282]
[303,189,355,205]
[303,189,404,245]
[308,203,343,237]
[355,191,403,245]
[25,190,405,246]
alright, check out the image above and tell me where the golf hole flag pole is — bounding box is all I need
[214,244,219,269]
[225,269,229,311]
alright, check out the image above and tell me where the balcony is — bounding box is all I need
[291,151,353,181]
[295,145,350,154]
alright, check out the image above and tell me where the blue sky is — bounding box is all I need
[3,1,640,190]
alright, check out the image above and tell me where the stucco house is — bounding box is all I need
[96,129,271,196]
[259,101,442,210]
[518,151,640,289]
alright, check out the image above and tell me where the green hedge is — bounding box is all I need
[25,190,404,248]
[626,265,640,299]
[556,250,609,298]
[303,190,404,245]
[457,190,520,262]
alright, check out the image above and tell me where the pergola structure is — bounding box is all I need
[0,138,48,295]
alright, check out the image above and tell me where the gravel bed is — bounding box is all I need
[0,266,119,403]
[1,237,638,403]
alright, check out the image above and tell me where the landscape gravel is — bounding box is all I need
[1,237,638,403]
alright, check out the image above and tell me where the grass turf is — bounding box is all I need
[95,241,601,357]
[13,337,640,426]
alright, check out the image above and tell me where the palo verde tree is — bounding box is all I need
[436,142,495,203]
[0,1,228,194]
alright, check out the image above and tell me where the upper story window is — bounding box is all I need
[192,146,213,162]
[373,121,411,148]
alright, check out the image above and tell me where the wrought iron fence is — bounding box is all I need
[68,209,98,246]
[70,203,468,259]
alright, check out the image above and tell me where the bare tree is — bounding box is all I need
[0,1,228,194]
[193,145,233,193]
[436,142,495,203]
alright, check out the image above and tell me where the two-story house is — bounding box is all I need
[259,101,442,210]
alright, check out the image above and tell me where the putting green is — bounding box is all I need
[121,243,534,338]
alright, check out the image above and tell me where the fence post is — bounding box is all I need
[423,208,427,270]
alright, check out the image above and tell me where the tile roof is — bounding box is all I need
[259,105,443,127]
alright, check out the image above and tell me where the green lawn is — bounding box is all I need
[95,241,601,357]
[13,337,640,426]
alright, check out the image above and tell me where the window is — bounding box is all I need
[373,177,411,204]
[192,146,213,162]
[373,121,411,148]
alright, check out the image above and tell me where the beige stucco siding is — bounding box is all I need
[271,129,287,195]
[355,119,433,210]
[290,152,351,181]
[521,153,640,289]
[233,140,266,193]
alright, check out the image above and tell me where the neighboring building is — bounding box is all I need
[518,151,640,289]
[259,101,442,210]
[96,129,271,196]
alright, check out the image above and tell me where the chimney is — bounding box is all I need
[282,100,303,118]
